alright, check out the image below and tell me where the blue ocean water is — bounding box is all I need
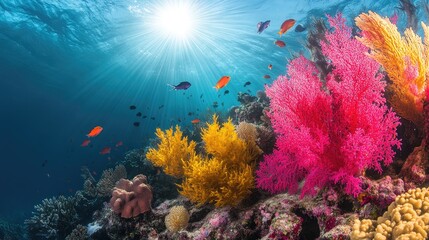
[0,0,412,227]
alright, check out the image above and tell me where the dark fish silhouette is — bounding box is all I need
[142,115,147,119]
[129,105,136,110]
[295,24,306,32]
[224,90,229,95]
[136,112,142,117]
[159,105,164,109]
[213,102,219,108]
[151,117,155,120]
[41,160,48,167]
[257,20,270,34]
[168,81,191,90]
[188,112,194,116]
[200,94,203,98]
[244,81,251,87]
[133,122,140,127]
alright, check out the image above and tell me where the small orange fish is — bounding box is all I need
[214,76,231,90]
[263,75,271,79]
[268,64,272,70]
[279,19,296,37]
[191,119,200,124]
[115,141,123,147]
[87,126,103,137]
[99,147,111,155]
[275,40,286,47]
[81,139,91,147]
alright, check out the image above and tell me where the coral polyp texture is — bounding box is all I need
[352,187,429,240]
[256,14,401,198]
[355,11,429,128]
[109,174,153,218]
[25,196,78,240]
[165,205,190,233]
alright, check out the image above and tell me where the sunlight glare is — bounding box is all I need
[156,1,197,40]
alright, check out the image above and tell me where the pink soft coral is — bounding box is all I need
[256,14,401,197]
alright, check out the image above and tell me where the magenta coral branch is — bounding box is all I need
[256,14,401,197]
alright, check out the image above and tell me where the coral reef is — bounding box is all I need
[229,91,270,126]
[96,165,127,197]
[25,196,79,240]
[357,176,406,219]
[399,144,429,187]
[110,174,153,218]
[84,190,355,240]
[81,164,127,198]
[65,224,88,240]
[121,148,155,177]
[0,218,25,240]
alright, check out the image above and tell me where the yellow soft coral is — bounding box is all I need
[202,115,261,165]
[146,125,196,178]
[178,115,260,207]
[147,115,260,207]
[355,11,428,127]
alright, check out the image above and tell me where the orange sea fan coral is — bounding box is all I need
[355,11,428,127]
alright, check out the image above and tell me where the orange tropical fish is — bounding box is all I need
[115,141,123,147]
[81,139,91,147]
[99,147,111,155]
[275,40,286,47]
[278,19,296,37]
[87,126,103,137]
[191,119,200,124]
[214,76,231,90]
[268,64,272,70]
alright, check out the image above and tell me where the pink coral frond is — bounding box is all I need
[256,13,401,197]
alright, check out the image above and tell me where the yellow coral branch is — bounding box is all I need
[146,125,196,178]
[355,11,428,127]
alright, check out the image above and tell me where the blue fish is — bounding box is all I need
[168,81,191,90]
[257,20,270,34]
[294,24,306,32]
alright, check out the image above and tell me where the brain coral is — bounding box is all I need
[351,187,429,240]
[165,205,190,232]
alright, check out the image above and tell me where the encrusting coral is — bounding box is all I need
[355,11,429,128]
[352,187,429,240]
